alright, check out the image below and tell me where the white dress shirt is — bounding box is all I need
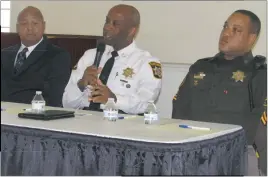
[62,41,162,114]
[14,37,43,65]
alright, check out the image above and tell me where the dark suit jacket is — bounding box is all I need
[1,36,71,107]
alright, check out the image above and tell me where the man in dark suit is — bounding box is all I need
[1,6,71,107]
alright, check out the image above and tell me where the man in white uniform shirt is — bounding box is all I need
[62,4,162,114]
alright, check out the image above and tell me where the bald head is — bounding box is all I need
[16,6,45,47]
[17,6,44,23]
[103,4,140,50]
[109,4,140,28]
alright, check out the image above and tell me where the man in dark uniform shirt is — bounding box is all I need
[172,10,267,175]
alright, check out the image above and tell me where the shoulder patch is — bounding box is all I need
[149,61,162,79]
[261,98,267,126]
[261,111,267,126]
[173,94,177,101]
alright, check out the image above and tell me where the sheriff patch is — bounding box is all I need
[149,62,162,79]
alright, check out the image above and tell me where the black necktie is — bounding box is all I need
[14,47,28,74]
[86,51,118,111]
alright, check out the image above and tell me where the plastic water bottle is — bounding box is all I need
[31,91,46,113]
[144,101,159,124]
[103,98,118,121]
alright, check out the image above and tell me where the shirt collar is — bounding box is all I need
[212,51,254,64]
[117,41,136,58]
[21,37,44,53]
[106,40,137,59]
[242,51,254,64]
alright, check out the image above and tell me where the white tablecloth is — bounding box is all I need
[1,102,242,144]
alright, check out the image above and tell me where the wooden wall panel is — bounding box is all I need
[1,32,102,68]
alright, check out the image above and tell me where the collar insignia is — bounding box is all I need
[194,72,206,80]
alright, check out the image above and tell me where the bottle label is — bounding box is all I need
[144,113,158,121]
[104,110,118,120]
[32,102,45,111]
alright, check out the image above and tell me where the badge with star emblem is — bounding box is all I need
[123,67,135,78]
[232,70,246,82]
[149,62,162,79]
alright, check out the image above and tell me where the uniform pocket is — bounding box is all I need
[217,80,249,112]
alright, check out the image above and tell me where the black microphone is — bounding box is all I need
[93,41,106,68]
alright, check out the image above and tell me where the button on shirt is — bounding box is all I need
[14,37,43,66]
[62,41,162,114]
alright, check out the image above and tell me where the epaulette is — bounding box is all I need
[254,55,267,69]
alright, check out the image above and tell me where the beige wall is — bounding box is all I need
[10,1,267,64]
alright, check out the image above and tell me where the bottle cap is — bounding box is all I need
[36,91,42,94]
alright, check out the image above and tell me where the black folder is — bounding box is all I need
[18,110,75,120]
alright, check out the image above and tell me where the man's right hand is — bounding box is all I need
[77,66,102,91]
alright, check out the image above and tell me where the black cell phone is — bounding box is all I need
[18,110,75,121]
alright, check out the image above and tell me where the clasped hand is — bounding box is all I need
[79,66,116,104]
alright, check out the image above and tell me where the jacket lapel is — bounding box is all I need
[15,38,48,76]
[3,44,20,75]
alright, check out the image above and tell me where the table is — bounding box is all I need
[1,102,247,176]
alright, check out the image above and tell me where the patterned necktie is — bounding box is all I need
[14,47,28,74]
[86,51,118,111]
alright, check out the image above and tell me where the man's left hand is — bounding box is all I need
[89,79,117,104]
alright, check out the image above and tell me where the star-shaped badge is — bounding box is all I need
[232,70,245,82]
[122,67,135,78]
